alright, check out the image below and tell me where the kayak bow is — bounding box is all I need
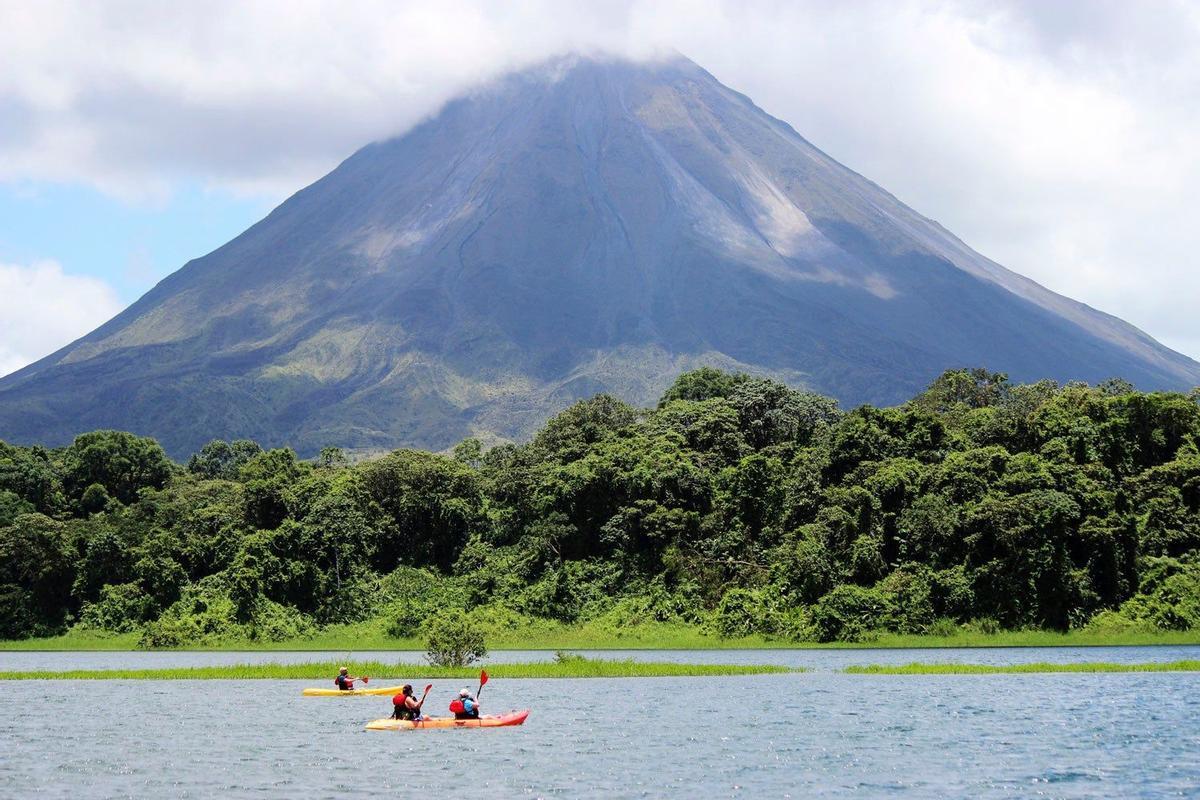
[366,709,530,730]
[302,685,405,697]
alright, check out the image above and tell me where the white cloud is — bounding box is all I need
[0,0,1198,357]
[0,261,123,377]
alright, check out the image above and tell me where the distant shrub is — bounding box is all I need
[78,583,155,633]
[926,617,960,638]
[137,580,240,648]
[137,619,189,649]
[967,617,1001,635]
[713,587,780,638]
[877,566,934,634]
[381,566,469,637]
[248,599,315,642]
[513,568,584,622]
[810,585,893,642]
[1083,610,1155,635]
[467,603,528,632]
[929,566,975,621]
[777,607,818,642]
[1114,556,1200,631]
[425,610,488,667]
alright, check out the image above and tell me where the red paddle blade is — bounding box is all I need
[479,669,489,687]
[423,684,433,694]
[363,676,369,683]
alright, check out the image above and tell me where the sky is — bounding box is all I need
[1,0,1199,377]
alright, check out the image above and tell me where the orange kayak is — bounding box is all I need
[365,709,530,731]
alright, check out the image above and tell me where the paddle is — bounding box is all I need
[477,669,489,698]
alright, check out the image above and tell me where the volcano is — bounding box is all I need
[2,54,1198,458]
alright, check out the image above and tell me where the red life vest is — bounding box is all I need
[393,693,418,720]
[449,699,465,714]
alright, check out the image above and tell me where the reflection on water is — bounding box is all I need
[2,672,1198,798]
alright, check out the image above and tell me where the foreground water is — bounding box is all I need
[2,650,1198,798]
[2,672,1198,798]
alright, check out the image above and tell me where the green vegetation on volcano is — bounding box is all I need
[3,368,1200,649]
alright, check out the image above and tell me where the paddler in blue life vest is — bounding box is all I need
[450,688,481,720]
[392,684,426,721]
[334,667,364,691]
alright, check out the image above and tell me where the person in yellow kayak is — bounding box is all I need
[450,688,481,720]
[334,667,365,691]
[391,684,427,721]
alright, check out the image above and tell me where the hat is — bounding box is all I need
[459,688,471,697]
[339,667,348,674]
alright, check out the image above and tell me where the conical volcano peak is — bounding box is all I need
[2,54,1197,458]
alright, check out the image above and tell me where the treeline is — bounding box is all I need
[2,368,1199,645]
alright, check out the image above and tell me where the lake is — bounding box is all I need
[5,644,1200,671]
[2,648,1198,798]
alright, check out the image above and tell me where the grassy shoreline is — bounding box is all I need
[844,661,1200,674]
[0,658,795,681]
[3,624,1198,652]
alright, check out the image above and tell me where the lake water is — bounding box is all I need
[4,644,1200,672]
[2,649,1198,798]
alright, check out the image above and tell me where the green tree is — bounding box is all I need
[532,394,639,462]
[659,367,749,405]
[0,514,78,636]
[360,450,484,572]
[239,448,307,530]
[425,609,488,666]
[187,439,264,480]
[63,430,173,505]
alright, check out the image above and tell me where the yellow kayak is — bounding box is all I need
[302,685,405,697]
[366,710,530,730]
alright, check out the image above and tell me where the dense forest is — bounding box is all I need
[2,368,1199,646]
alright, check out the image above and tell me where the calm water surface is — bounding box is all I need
[4,645,1199,671]
[1,652,1198,798]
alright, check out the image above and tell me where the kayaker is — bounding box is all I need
[450,688,480,720]
[391,684,426,721]
[334,667,362,691]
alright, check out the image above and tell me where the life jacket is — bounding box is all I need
[450,696,477,716]
[335,675,351,690]
[393,693,417,720]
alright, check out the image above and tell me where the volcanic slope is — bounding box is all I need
[3,54,1198,458]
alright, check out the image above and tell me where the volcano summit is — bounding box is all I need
[2,54,1197,458]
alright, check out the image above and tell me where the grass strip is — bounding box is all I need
[844,660,1200,675]
[6,626,1200,651]
[0,658,796,681]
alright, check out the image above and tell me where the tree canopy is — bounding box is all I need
[2,368,1199,645]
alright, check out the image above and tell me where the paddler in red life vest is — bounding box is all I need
[334,667,363,691]
[450,688,480,720]
[391,685,426,721]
